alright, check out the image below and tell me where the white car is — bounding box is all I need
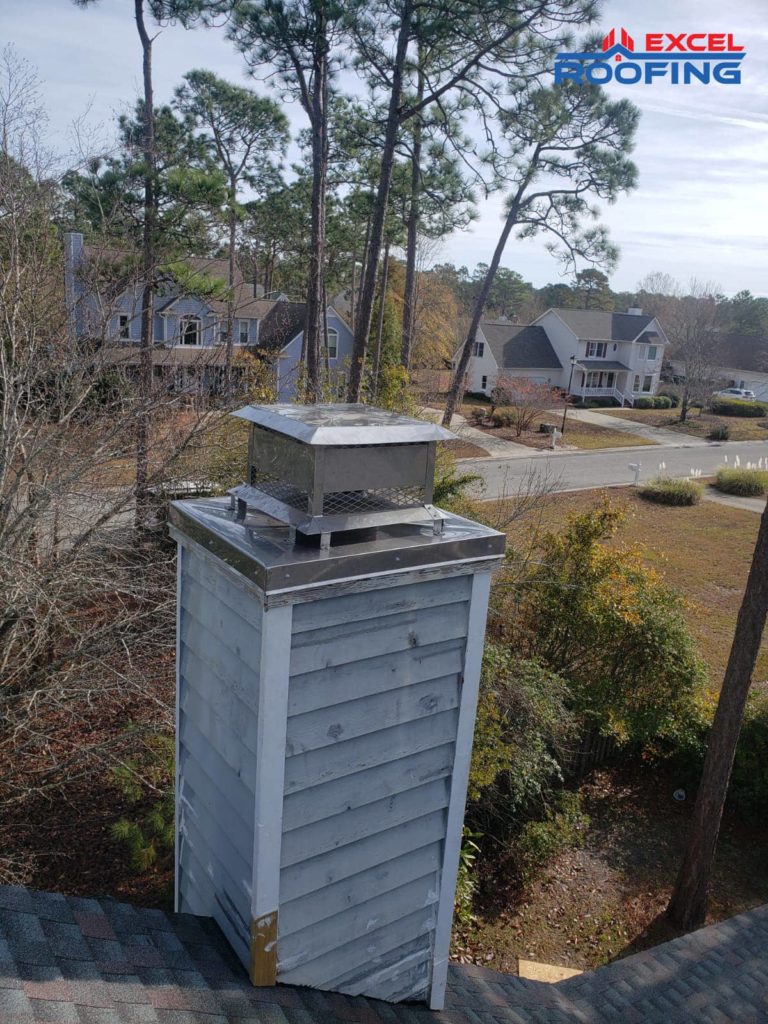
[714,387,756,400]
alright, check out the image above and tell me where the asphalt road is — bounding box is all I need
[463,439,768,501]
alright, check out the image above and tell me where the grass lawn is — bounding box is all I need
[459,765,768,973]
[520,486,768,687]
[602,407,768,442]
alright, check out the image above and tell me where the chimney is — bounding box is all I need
[627,306,643,315]
[169,405,505,1009]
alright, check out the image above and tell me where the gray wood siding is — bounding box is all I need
[277,575,472,1000]
[177,547,261,968]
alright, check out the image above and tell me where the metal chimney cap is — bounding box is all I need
[232,403,456,446]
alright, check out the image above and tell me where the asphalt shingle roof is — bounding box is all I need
[480,322,562,370]
[550,309,655,342]
[258,302,307,352]
[576,359,632,371]
[2,884,768,1023]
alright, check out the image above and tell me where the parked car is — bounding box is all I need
[714,387,756,400]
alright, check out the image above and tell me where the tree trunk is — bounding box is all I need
[679,385,690,423]
[442,199,521,427]
[349,243,356,330]
[401,65,424,370]
[303,22,328,403]
[224,184,237,397]
[347,1,413,402]
[134,0,155,532]
[372,241,390,398]
[667,497,768,931]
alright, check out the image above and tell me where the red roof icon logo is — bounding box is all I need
[602,28,635,52]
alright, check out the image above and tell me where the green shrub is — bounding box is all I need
[710,399,767,418]
[515,792,590,883]
[469,647,574,813]
[714,467,768,497]
[708,424,730,441]
[633,396,655,409]
[468,407,487,426]
[658,388,680,407]
[110,733,175,873]
[454,829,482,924]
[500,501,708,748]
[729,694,768,822]
[653,396,673,409]
[489,409,514,428]
[638,476,703,506]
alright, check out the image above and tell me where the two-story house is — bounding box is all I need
[63,231,353,401]
[455,307,669,406]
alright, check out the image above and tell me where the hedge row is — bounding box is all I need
[710,399,767,418]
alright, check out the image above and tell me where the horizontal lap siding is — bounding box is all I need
[278,575,471,1001]
[177,548,262,970]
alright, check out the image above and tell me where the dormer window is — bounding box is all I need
[586,341,607,358]
[324,326,339,359]
[180,316,201,346]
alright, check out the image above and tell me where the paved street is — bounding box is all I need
[461,439,768,501]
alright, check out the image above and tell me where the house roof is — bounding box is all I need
[550,308,656,342]
[2,882,768,1023]
[480,321,562,370]
[100,345,232,367]
[82,245,274,320]
[576,359,632,372]
[715,333,768,374]
[258,301,308,352]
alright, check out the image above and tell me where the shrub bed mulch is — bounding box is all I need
[453,765,768,973]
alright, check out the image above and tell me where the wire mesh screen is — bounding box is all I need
[249,465,425,517]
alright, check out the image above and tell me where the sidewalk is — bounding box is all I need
[564,407,711,447]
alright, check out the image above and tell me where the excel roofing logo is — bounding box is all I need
[555,29,746,86]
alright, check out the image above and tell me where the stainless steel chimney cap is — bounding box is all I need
[231,403,456,445]
[230,404,459,544]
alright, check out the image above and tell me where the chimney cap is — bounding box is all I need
[232,403,456,446]
[627,306,643,315]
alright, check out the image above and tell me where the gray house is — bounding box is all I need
[456,307,670,406]
[63,231,354,400]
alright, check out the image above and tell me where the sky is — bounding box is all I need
[3,0,768,297]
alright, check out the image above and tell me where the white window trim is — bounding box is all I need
[118,314,130,340]
[481,375,487,391]
[238,319,250,345]
[324,326,339,359]
[647,345,658,361]
[179,315,202,347]
[642,375,653,393]
[586,341,608,358]
[472,341,484,357]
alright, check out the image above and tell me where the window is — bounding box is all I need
[633,374,641,393]
[118,315,130,340]
[586,341,607,358]
[647,345,658,361]
[481,375,487,391]
[239,320,249,345]
[324,327,339,359]
[180,316,201,346]
[642,375,653,393]
[472,341,484,357]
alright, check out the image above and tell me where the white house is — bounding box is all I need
[455,307,670,406]
[670,333,768,402]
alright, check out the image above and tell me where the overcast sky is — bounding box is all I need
[4,0,767,296]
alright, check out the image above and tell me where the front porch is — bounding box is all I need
[570,364,654,407]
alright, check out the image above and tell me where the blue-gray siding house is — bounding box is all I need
[64,231,354,399]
